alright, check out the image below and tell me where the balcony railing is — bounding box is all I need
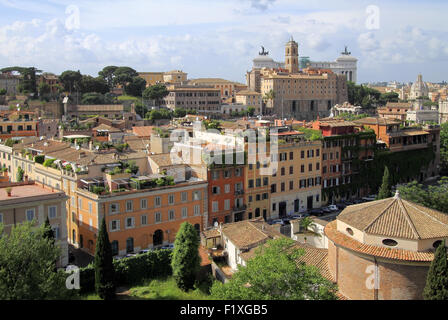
[233,205,247,212]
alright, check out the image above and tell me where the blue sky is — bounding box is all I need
[0,0,447,84]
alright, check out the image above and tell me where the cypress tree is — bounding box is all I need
[377,166,392,199]
[171,222,201,291]
[423,240,448,300]
[94,217,115,300]
[43,216,55,246]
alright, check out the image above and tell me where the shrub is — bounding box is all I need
[43,159,55,168]
[79,249,172,293]
[34,155,45,164]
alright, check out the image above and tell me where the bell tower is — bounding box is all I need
[285,36,299,73]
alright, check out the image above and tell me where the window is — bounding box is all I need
[301,151,305,159]
[309,164,312,172]
[110,220,120,231]
[78,198,82,209]
[141,215,147,225]
[281,167,285,176]
[272,203,277,211]
[281,182,285,192]
[289,181,294,190]
[263,177,269,186]
[71,196,75,206]
[155,212,162,223]
[271,184,277,193]
[110,203,119,214]
[193,191,201,201]
[26,209,35,221]
[224,199,230,210]
[289,166,294,174]
[248,180,254,188]
[224,170,231,178]
[316,163,320,171]
[382,239,398,247]
[48,206,57,219]
[316,149,320,157]
[181,192,188,202]
[194,205,200,216]
[301,165,305,173]
[212,201,219,212]
[263,193,268,200]
[169,210,175,221]
[154,197,161,208]
[126,217,135,228]
[111,241,119,256]
[256,178,261,187]
[256,194,261,201]
[52,226,60,239]
[225,184,230,193]
[289,152,294,160]
[168,194,175,205]
[141,199,147,209]
[212,186,220,195]
[126,200,133,212]
[182,207,188,218]
[88,202,93,214]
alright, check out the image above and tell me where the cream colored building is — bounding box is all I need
[235,90,262,113]
[138,72,164,87]
[163,70,188,84]
[0,183,69,266]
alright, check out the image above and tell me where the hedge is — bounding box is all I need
[34,155,45,164]
[79,249,172,294]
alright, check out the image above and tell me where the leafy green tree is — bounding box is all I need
[398,177,448,214]
[145,108,172,120]
[0,222,77,299]
[210,238,337,300]
[173,108,187,118]
[4,138,15,147]
[98,66,118,89]
[379,92,399,105]
[59,70,82,93]
[377,166,392,199]
[0,88,6,95]
[204,119,222,132]
[423,240,448,300]
[94,217,115,300]
[263,89,275,110]
[143,83,169,105]
[79,75,109,94]
[171,222,201,291]
[81,92,105,105]
[247,106,256,116]
[1,67,41,96]
[125,77,146,97]
[114,67,138,87]
[38,82,51,100]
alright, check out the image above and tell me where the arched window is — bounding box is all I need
[382,239,398,247]
[346,228,354,236]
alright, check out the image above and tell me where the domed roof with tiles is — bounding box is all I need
[337,191,448,240]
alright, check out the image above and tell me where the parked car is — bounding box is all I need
[322,207,332,214]
[125,253,137,258]
[353,199,363,204]
[271,219,285,225]
[310,208,324,216]
[327,205,339,211]
[161,244,175,250]
[139,249,151,255]
[336,203,346,210]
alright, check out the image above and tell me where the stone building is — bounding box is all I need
[309,47,358,83]
[325,191,448,300]
[162,85,221,114]
[409,74,429,100]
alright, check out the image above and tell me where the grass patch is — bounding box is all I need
[129,277,212,300]
[118,95,139,101]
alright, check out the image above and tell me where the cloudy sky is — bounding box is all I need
[0,0,447,84]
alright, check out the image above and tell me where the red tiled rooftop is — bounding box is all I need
[0,184,66,202]
[325,221,434,262]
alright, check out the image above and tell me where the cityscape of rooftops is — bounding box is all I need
[0,0,447,311]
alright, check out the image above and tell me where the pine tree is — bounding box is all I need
[377,166,392,199]
[171,222,201,291]
[423,240,448,300]
[94,217,115,300]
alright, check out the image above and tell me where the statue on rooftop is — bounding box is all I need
[341,46,351,55]
[259,46,269,56]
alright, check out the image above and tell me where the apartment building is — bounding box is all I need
[0,111,39,140]
[269,131,322,218]
[162,85,221,114]
[0,182,69,266]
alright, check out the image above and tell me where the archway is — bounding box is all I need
[153,230,164,247]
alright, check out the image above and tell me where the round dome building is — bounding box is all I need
[325,191,448,300]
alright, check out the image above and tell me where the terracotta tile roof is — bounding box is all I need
[325,221,435,262]
[93,123,121,132]
[338,195,448,240]
[149,153,174,167]
[132,126,155,137]
[353,117,401,126]
[21,140,70,153]
[221,220,271,250]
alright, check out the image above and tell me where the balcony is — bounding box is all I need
[233,204,247,212]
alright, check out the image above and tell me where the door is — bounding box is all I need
[307,196,313,210]
[294,199,300,213]
[153,230,163,247]
[126,237,134,253]
[279,202,287,218]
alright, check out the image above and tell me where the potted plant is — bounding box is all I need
[5,187,12,197]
